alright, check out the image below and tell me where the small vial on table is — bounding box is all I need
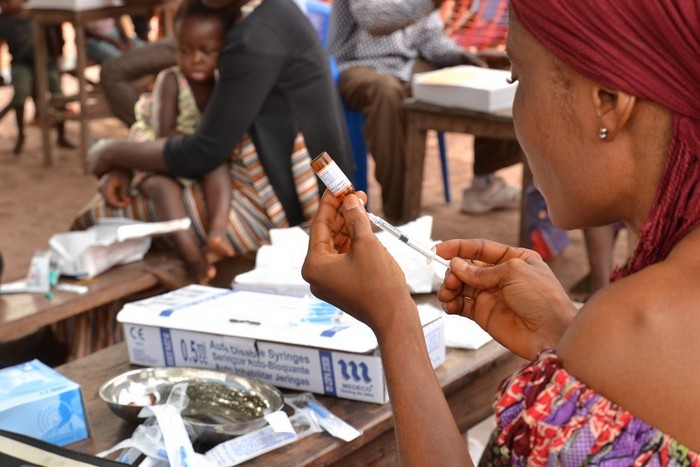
[311,152,355,199]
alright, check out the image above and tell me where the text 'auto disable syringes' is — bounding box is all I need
[311,152,451,269]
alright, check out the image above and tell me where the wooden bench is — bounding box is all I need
[0,251,257,364]
[0,250,257,342]
[0,251,187,342]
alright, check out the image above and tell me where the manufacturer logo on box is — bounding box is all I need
[338,360,371,383]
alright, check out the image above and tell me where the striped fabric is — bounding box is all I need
[440,0,509,51]
[63,134,319,359]
[71,134,319,256]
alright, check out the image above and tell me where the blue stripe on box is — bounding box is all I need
[319,351,336,396]
[159,289,234,316]
[160,328,175,366]
[320,326,349,337]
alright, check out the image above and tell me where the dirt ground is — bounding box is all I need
[0,82,631,296]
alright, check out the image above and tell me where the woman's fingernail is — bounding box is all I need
[345,195,361,210]
[441,301,449,312]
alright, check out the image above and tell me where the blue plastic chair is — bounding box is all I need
[304,0,451,202]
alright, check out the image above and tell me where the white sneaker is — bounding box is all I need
[460,177,521,215]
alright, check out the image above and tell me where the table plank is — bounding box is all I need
[0,252,183,341]
[402,98,532,246]
[60,334,524,464]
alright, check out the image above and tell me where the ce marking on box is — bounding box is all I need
[129,326,146,341]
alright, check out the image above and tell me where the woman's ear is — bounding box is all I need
[593,86,636,141]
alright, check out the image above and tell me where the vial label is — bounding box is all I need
[317,161,353,196]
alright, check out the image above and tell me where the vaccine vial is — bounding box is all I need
[311,152,355,199]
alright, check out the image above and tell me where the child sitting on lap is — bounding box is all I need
[128,0,234,283]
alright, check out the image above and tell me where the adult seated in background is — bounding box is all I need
[78,0,353,280]
[303,0,700,463]
[328,0,521,222]
[85,17,145,64]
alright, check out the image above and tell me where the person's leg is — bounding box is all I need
[202,165,235,258]
[461,137,522,214]
[47,68,75,148]
[139,175,215,284]
[339,66,408,222]
[100,38,177,126]
[85,36,124,64]
[130,13,153,42]
[9,64,32,156]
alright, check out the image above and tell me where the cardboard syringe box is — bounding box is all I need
[118,285,445,404]
[412,65,517,112]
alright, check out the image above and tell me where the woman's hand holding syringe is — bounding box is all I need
[310,152,450,269]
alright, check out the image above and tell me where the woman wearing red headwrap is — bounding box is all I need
[302,0,700,464]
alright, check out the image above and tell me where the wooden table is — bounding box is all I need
[402,98,532,246]
[60,334,523,465]
[30,0,176,172]
[0,252,184,342]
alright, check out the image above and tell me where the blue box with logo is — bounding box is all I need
[0,360,89,446]
[118,285,445,404]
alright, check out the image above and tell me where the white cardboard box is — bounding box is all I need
[27,0,123,10]
[118,285,445,404]
[412,65,517,112]
[0,360,89,446]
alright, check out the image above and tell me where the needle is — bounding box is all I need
[366,212,450,269]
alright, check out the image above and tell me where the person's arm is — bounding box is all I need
[151,69,181,138]
[349,0,437,35]
[85,20,122,49]
[302,191,473,466]
[163,29,287,178]
[113,17,133,51]
[413,13,487,67]
[88,139,168,177]
[89,29,283,179]
[100,38,177,127]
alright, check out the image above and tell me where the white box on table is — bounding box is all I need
[0,360,89,446]
[27,0,123,10]
[412,65,517,112]
[118,285,445,404]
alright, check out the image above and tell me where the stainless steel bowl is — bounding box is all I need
[99,367,284,444]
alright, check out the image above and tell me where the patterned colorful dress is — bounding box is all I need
[484,349,700,466]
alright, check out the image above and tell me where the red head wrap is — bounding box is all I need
[510,0,700,280]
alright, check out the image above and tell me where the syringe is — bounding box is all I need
[309,152,450,269]
[366,212,450,269]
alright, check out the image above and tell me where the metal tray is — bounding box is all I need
[99,367,284,444]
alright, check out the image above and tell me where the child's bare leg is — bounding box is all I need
[202,165,234,258]
[139,175,215,284]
